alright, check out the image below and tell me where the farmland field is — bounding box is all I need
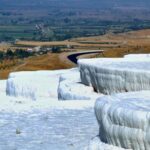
[1,29,150,79]
[0,0,150,78]
[0,0,150,42]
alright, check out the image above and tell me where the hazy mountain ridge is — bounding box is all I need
[0,0,150,9]
[0,0,149,42]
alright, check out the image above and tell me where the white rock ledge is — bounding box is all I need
[124,54,150,59]
[6,68,78,100]
[95,91,150,150]
[78,58,150,94]
[58,72,100,100]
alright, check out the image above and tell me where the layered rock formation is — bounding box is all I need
[95,91,150,150]
[6,69,78,100]
[79,58,150,94]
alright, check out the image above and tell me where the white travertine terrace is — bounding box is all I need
[95,91,150,150]
[4,54,150,149]
[6,68,78,100]
[78,58,150,94]
[58,72,100,100]
[124,54,150,59]
[6,67,100,101]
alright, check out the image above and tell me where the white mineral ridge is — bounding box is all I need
[78,58,150,94]
[58,71,101,100]
[0,72,98,150]
[59,71,80,82]
[124,54,150,59]
[6,68,78,100]
[95,91,150,150]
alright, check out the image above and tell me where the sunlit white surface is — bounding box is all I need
[79,58,150,94]
[95,91,150,150]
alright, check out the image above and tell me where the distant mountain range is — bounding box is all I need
[0,0,149,41]
[0,0,150,9]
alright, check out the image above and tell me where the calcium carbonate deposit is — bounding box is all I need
[58,71,100,100]
[124,54,150,59]
[1,54,150,150]
[78,58,150,94]
[6,68,79,100]
[95,91,150,150]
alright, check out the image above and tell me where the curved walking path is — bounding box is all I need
[67,50,104,64]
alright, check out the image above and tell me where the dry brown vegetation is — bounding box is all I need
[1,29,150,79]
[15,29,150,50]
[0,53,72,79]
[0,43,12,52]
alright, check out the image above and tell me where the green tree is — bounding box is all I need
[51,47,61,53]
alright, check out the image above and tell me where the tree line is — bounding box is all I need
[0,49,33,61]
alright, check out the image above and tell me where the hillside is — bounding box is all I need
[0,0,150,42]
[0,0,150,9]
[1,29,150,79]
